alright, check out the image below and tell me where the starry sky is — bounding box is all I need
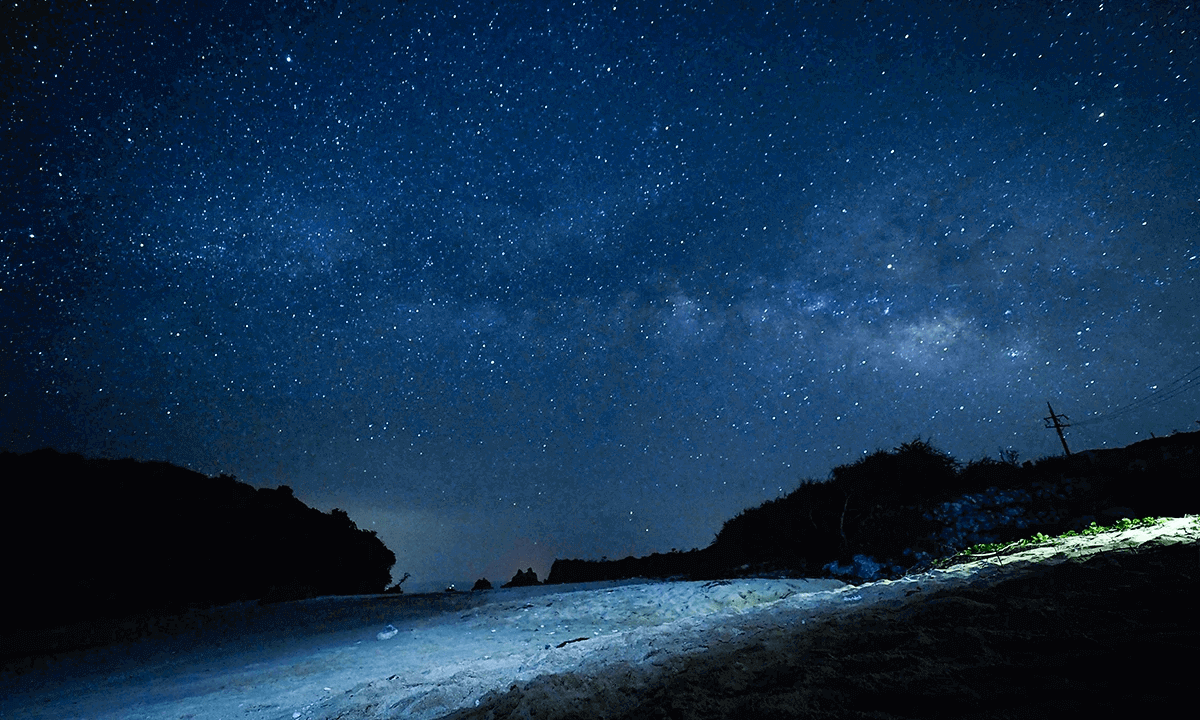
[3,0,1198,592]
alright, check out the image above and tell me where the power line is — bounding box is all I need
[1070,362,1200,428]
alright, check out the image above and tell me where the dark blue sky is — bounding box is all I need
[3,0,1198,590]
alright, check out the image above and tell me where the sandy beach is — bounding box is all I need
[449,516,1200,719]
[2,516,1196,719]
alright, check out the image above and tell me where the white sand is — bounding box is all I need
[0,577,841,720]
[3,515,1195,720]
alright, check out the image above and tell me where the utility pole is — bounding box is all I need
[1044,402,1072,456]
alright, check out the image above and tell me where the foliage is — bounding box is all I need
[930,516,1173,569]
[699,430,1199,583]
[553,431,1199,586]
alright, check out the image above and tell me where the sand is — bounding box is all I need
[446,515,1200,719]
[2,516,1196,719]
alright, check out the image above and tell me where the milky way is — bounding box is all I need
[3,0,1197,589]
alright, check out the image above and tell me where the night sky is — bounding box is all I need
[3,0,1198,592]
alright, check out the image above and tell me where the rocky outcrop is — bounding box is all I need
[502,568,542,588]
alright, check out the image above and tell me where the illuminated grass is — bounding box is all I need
[929,515,1194,569]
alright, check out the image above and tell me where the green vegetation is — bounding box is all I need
[930,515,1183,569]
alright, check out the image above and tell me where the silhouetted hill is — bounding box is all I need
[0,449,396,658]
[546,432,1200,585]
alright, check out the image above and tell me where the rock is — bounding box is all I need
[471,578,493,591]
[501,568,541,588]
[376,624,398,641]
[823,554,904,583]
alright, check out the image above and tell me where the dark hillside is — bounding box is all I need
[547,432,1200,585]
[0,449,395,659]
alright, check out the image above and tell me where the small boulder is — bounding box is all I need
[471,577,493,591]
[377,624,399,641]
